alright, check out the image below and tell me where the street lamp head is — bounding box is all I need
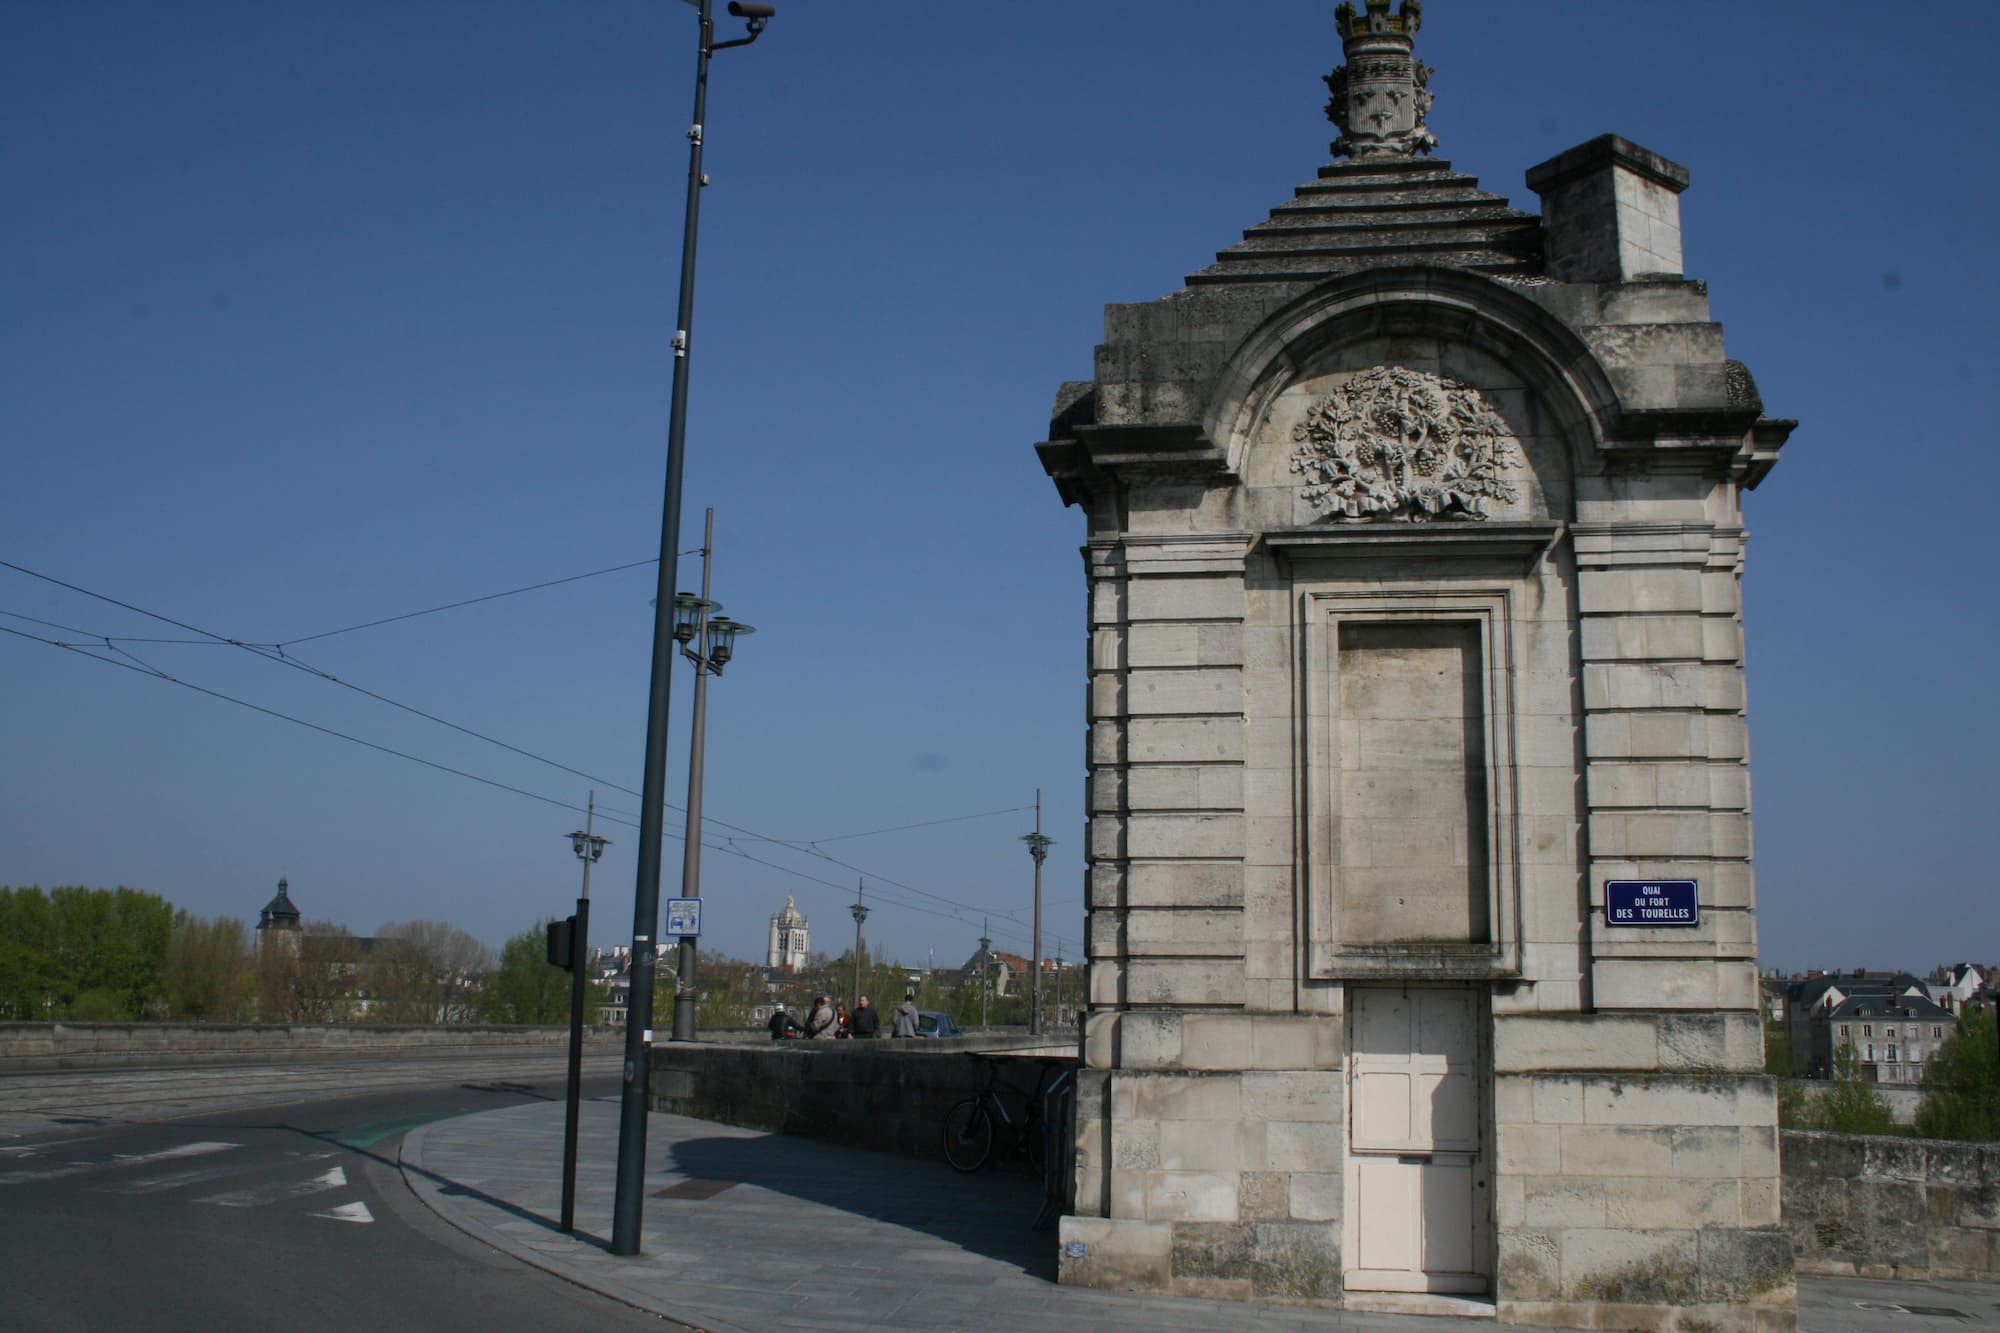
[672,592,719,646]
[706,616,753,667]
[1022,830,1055,864]
[569,829,610,862]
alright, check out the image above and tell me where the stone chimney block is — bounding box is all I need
[1526,134,1691,283]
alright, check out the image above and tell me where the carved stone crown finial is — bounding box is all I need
[1325,0,1437,160]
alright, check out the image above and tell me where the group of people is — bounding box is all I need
[768,991,921,1040]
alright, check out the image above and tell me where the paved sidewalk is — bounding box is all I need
[400,1098,2000,1333]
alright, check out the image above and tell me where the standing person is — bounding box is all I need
[767,1003,798,1040]
[850,995,880,1038]
[834,1004,852,1038]
[891,990,920,1039]
[805,995,837,1039]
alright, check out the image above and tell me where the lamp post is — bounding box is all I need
[849,881,869,1013]
[668,506,753,1044]
[560,798,609,1234]
[1054,942,1064,1030]
[1021,790,1054,1037]
[978,923,992,1029]
[614,0,775,1259]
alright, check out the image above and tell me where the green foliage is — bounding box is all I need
[1916,1011,1999,1142]
[697,987,751,1030]
[162,913,252,1020]
[0,887,58,1018]
[0,886,174,1020]
[369,919,491,1024]
[1763,1022,1798,1078]
[255,921,359,1023]
[1786,1044,1899,1136]
[67,989,129,1020]
[482,921,599,1025]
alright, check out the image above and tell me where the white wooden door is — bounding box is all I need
[1344,986,1489,1294]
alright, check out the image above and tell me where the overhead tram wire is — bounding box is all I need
[5,558,1070,931]
[6,629,1080,953]
[0,558,651,804]
[274,557,659,648]
[0,622,642,832]
[790,804,1032,846]
[0,557,661,649]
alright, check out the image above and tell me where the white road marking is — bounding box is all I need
[0,1137,95,1156]
[96,1160,261,1195]
[198,1165,347,1208]
[312,1201,374,1224]
[0,1140,238,1186]
[98,1148,330,1195]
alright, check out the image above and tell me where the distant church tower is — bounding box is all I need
[767,895,809,973]
[255,877,302,957]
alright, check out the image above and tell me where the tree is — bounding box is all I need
[256,921,356,1023]
[369,920,491,1024]
[695,953,764,1031]
[162,913,252,1020]
[0,886,174,1020]
[482,921,599,1025]
[1916,1011,1998,1142]
[0,887,59,1019]
[1788,1043,1897,1136]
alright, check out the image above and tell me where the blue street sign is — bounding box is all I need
[1604,880,1698,927]
[665,898,702,938]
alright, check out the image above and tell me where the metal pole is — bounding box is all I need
[561,793,596,1234]
[850,881,869,1012]
[1031,789,1044,1035]
[979,922,991,1029]
[612,0,713,1257]
[1055,943,1064,1029]
[672,508,716,1043]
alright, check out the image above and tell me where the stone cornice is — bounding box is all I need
[1265,520,1563,571]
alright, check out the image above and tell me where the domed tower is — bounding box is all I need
[1038,4,1793,1328]
[767,895,809,974]
[254,876,303,958]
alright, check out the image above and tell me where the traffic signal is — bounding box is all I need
[546,915,576,970]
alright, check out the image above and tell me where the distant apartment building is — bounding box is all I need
[1785,970,1957,1083]
[1927,962,1990,1014]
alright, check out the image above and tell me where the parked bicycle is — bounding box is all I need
[941,1053,1060,1173]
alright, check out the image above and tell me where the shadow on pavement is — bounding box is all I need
[667,1131,1056,1280]
[398,1157,603,1246]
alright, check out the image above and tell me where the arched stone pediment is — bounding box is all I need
[1206,268,1623,516]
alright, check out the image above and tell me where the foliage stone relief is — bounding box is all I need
[1289,365,1523,522]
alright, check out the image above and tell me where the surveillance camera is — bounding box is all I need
[728,2,776,18]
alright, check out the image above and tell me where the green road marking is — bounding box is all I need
[328,1112,460,1148]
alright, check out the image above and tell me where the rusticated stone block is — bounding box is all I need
[1237,1171,1289,1220]
[1497,1228,1561,1301]
[1170,1220,1255,1278]
[1247,1221,1340,1300]
[1848,1178,1928,1268]
[1560,1226,1700,1305]
[1059,1216,1171,1290]
[1696,1227,1795,1304]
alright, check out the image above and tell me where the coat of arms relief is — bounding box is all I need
[1288,365,1523,521]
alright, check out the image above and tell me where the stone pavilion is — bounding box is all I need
[1035,4,1795,1329]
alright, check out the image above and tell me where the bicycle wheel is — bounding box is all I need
[942,1098,995,1172]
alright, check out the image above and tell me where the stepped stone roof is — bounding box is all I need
[1187,157,1543,287]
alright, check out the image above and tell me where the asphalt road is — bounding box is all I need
[0,1049,673,1332]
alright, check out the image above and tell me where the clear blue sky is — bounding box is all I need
[4,2,1994,979]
